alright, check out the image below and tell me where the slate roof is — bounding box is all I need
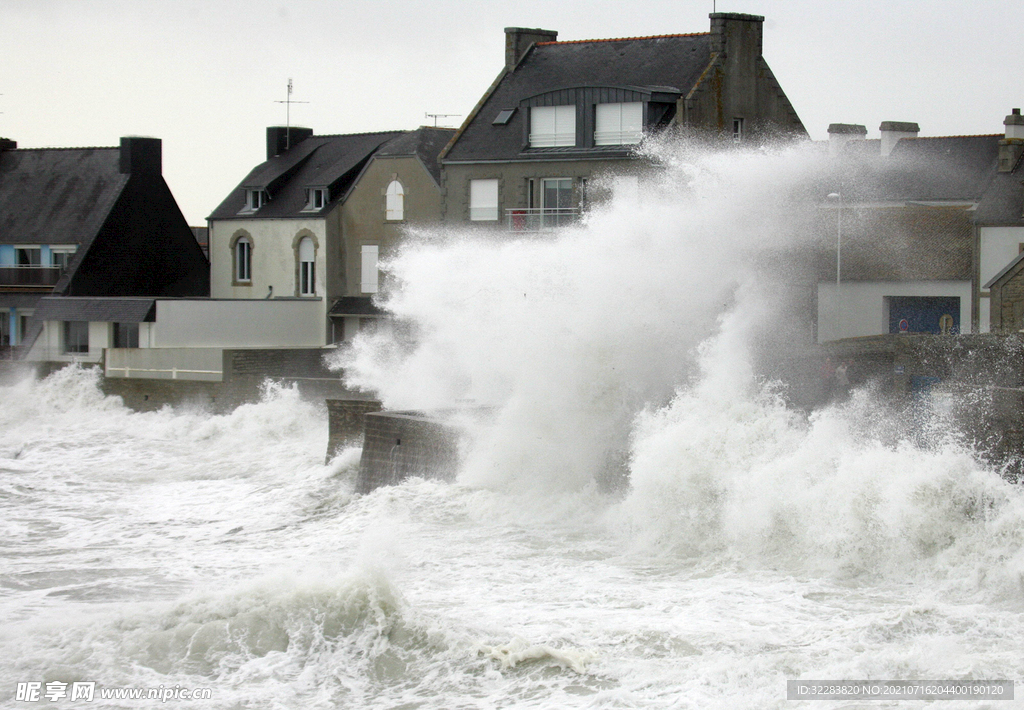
[835,135,1002,204]
[443,33,713,163]
[0,147,127,244]
[208,131,404,220]
[32,296,156,323]
[373,127,456,185]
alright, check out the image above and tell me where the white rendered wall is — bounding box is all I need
[979,226,1024,287]
[25,321,109,363]
[817,280,972,342]
[153,299,325,348]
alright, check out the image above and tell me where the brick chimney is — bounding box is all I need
[827,123,867,155]
[119,136,161,175]
[504,27,557,70]
[879,121,919,157]
[998,108,1024,173]
[266,126,314,159]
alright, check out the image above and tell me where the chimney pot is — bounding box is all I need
[879,121,919,157]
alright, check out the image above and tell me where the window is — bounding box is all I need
[63,321,88,354]
[235,237,252,283]
[19,314,29,344]
[542,178,574,228]
[469,179,499,221]
[245,189,267,211]
[0,312,9,347]
[305,188,328,211]
[530,105,576,147]
[595,103,643,145]
[15,247,41,266]
[361,245,379,294]
[385,180,404,221]
[733,117,744,142]
[298,237,315,296]
[493,108,516,125]
[50,247,76,270]
[113,322,139,348]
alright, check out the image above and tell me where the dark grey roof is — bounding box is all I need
[374,127,457,185]
[975,155,1024,225]
[208,131,404,220]
[329,296,384,317]
[443,33,713,163]
[32,296,156,323]
[836,135,1002,203]
[0,147,127,244]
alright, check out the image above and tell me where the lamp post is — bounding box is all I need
[827,191,842,339]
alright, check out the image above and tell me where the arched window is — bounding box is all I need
[298,237,315,296]
[385,180,404,221]
[235,236,252,283]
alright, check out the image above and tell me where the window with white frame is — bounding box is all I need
[63,321,88,354]
[385,180,404,221]
[298,237,316,296]
[304,188,328,211]
[361,245,379,294]
[235,236,252,283]
[15,246,41,266]
[529,105,576,147]
[50,247,76,270]
[469,179,499,221]
[245,189,267,211]
[733,117,744,142]
[595,102,643,145]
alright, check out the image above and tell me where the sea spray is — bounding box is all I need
[334,142,826,492]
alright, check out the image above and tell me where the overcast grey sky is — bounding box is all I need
[3,0,1022,225]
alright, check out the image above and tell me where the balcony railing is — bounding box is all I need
[0,266,62,287]
[506,208,580,232]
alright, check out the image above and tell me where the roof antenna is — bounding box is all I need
[274,79,309,150]
[425,112,461,128]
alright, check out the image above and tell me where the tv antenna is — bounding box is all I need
[274,79,309,149]
[425,112,460,127]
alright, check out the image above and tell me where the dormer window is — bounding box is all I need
[304,188,328,211]
[529,105,576,147]
[595,102,643,145]
[245,189,267,211]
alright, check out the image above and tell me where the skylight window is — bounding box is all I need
[493,109,516,125]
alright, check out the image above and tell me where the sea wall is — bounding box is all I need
[356,410,463,493]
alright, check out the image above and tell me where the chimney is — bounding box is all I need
[709,12,764,59]
[827,123,867,155]
[998,108,1024,173]
[119,136,161,176]
[0,138,16,151]
[266,126,314,160]
[879,121,919,157]
[504,27,557,70]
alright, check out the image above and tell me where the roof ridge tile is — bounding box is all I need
[537,31,709,46]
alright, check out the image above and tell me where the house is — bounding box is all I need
[812,110,1024,342]
[439,13,806,230]
[207,125,454,344]
[0,136,209,362]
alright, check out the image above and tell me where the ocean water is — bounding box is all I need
[3,143,1023,709]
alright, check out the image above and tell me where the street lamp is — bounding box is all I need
[827,191,842,339]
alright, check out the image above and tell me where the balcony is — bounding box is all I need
[506,208,580,232]
[0,266,62,288]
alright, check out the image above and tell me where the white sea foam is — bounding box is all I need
[5,142,1024,708]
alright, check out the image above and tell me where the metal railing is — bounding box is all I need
[0,266,62,287]
[506,208,580,232]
